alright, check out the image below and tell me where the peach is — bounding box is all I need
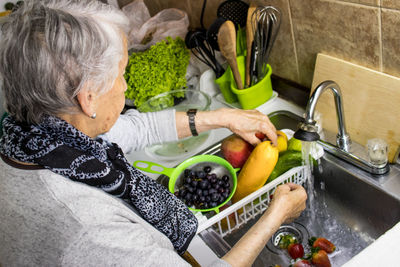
[221,135,254,168]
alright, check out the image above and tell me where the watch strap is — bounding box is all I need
[186,109,198,136]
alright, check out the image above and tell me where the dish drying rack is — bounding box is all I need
[195,165,310,237]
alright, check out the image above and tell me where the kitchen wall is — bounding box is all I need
[119,0,400,91]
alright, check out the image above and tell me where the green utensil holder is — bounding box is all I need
[231,56,273,110]
[214,28,246,104]
[215,66,238,104]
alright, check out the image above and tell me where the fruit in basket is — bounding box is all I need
[288,137,302,152]
[268,151,303,183]
[309,237,336,254]
[255,130,287,153]
[276,130,288,153]
[232,141,278,202]
[221,135,254,168]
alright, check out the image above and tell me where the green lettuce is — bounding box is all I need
[124,37,190,109]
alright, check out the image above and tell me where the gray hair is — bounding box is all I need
[0,0,129,124]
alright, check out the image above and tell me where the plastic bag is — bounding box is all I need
[122,0,189,51]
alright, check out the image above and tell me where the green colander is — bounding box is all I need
[133,155,239,213]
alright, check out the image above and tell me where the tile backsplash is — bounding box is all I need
[119,0,400,90]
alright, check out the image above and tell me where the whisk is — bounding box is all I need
[185,30,225,78]
[250,6,281,85]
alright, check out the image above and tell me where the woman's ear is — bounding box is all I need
[76,90,97,118]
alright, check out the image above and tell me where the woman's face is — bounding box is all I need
[95,38,128,134]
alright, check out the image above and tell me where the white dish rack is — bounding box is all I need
[195,165,310,237]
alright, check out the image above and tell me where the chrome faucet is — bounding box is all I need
[294,80,390,175]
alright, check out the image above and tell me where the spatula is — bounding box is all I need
[218,20,243,89]
[245,1,257,87]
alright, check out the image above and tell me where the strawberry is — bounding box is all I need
[292,259,312,267]
[287,243,304,259]
[255,132,266,141]
[309,237,336,253]
[311,249,331,267]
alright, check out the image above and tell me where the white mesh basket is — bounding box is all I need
[195,165,310,236]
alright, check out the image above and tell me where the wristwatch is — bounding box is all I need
[186,109,198,136]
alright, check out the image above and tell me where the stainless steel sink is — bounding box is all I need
[199,110,400,266]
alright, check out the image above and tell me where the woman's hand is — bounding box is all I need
[217,108,278,146]
[221,183,307,267]
[175,108,278,146]
[175,108,277,146]
[267,183,307,224]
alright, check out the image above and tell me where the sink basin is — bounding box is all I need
[199,110,400,266]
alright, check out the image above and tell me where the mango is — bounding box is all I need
[232,141,279,203]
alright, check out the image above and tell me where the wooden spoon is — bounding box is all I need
[245,1,257,87]
[218,20,243,90]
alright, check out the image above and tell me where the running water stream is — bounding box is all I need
[298,141,372,266]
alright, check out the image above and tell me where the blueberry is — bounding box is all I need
[192,194,199,202]
[223,181,230,188]
[184,169,191,177]
[196,188,203,196]
[209,188,216,195]
[206,173,213,180]
[184,193,192,201]
[210,177,217,184]
[199,180,209,189]
[199,196,206,202]
[196,170,206,179]
[205,195,211,202]
[190,170,196,178]
[187,200,193,207]
[211,193,220,202]
[185,184,195,193]
[213,184,220,190]
[218,195,226,204]
[225,188,231,195]
[191,180,198,188]
[202,189,209,196]
[209,201,218,208]
[184,177,192,185]
[222,191,230,199]
[179,189,187,198]
[218,180,225,186]
[203,166,212,173]
[218,187,225,194]
[222,175,230,182]
[203,202,209,209]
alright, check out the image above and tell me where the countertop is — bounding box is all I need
[125,91,400,266]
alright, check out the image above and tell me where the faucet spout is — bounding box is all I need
[303,80,351,151]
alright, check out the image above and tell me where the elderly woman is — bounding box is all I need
[0,1,307,266]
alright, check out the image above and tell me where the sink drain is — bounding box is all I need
[266,222,309,254]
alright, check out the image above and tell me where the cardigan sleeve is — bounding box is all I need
[100,109,178,154]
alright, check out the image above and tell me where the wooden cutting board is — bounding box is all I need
[311,53,400,163]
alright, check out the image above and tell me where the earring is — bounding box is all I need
[90,112,96,119]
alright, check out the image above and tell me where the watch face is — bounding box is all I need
[187,109,197,115]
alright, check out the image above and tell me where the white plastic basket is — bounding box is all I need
[195,165,310,236]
